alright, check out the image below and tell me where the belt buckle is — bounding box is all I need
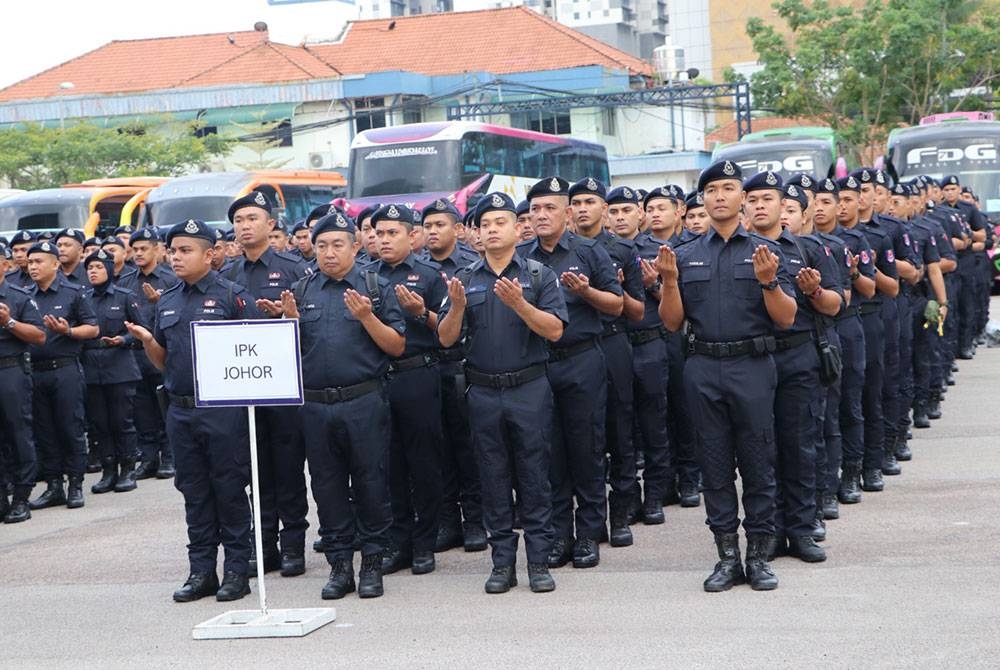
[501,372,516,388]
[717,342,730,357]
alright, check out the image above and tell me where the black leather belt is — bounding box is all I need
[837,305,860,321]
[167,393,197,409]
[465,363,546,389]
[389,352,439,373]
[83,340,117,350]
[0,355,26,370]
[437,348,465,363]
[304,379,380,404]
[774,330,814,352]
[629,327,666,346]
[548,338,596,362]
[689,336,775,358]
[31,357,76,372]
[601,322,626,338]
[859,303,882,315]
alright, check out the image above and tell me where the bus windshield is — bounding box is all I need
[0,202,90,233]
[891,134,1000,215]
[350,141,460,198]
[146,196,235,227]
[713,142,833,180]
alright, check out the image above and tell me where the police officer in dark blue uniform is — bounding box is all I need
[940,175,987,360]
[606,186,672,524]
[221,191,313,578]
[279,211,405,600]
[744,171,843,563]
[0,245,46,523]
[520,177,622,570]
[23,241,98,511]
[100,236,139,283]
[119,227,177,479]
[368,203,448,576]
[421,198,486,553]
[54,229,87,285]
[80,249,144,495]
[570,178,645,546]
[5,231,35,289]
[124,219,261,603]
[657,160,798,592]
[438,192,567,594]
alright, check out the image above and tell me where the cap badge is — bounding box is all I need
[184,220,199,234]
[788,185,798,197]
[723,161,735,176]
[765,172,778,186]
[254,192,267,207]
[491,194,506,208]
[802,175,812,187]
[387,205,400,219]
[549,177,561,192]
[434,200,447,211]
[586,178,598,191]
[623,187,633,199]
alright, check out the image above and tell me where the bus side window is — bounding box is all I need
[463,134,485,175]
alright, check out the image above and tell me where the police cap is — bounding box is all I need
[228,190,274,223]
[84,248,115,279]
[782,183,808,210]
[473,192,517,227]
[371,204,416,228]
[10,230,35,246]
[698,160,743,192]
[816,178,840,196]
[129,227,160,246]
[165,219,217,247]
[786,173,817,193]
[27,241,59,258]
[606,186,641,206]
[54,228,86,246]
[568,177,607,201]
[849,168,875,185]
[515,199,530,217]
[114,224,135,236]
[311,211,357,242]
[942,174,960,187]
[526,176,570,201]
[685,191,705,210]
[421,199,461,222]
[742,170,783,193]
[643,186,676,208]
[306,203,338,226]
[836,175,861,193]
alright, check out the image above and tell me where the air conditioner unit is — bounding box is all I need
[308,152,326,169]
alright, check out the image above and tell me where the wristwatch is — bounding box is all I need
[414,309,430,324]
[759,279,779,291]
[3,318,14,330]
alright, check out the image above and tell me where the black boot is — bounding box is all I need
[745,534,779,591]
[837,463,863,505]
[704,532,745,592]
[172,572,219,602]
[321,559,355,599]
[280,550,306,577]
[28,480,66,510]
[216,572,250,601]
[571,538,599,569]
[484,565,517,594]
[463,522,488,552]
[679,481,701,507]
[91,458,118,494]
[380,546,412,574]
[861,468,884,492]
[641,491,665,525]
[810,516,827,543]
[927,390,943,420]
[358,552,384,598]
[546,537,573,568]
[822,493,840,520]
[912,403,930,428]
[0,493,7,520]
[787,535,827,563]
[66,477,85,509]
[114,460,138,492]
[434,518,464,553]
[134,458,159,481]
[155,454,175,479]
[527,563,556,593]
[608,498,633,548]
[881,445,901,476]
[86,449,102,474]
[4,497,31,524]
[895,437,913,462]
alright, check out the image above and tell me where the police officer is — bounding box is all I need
[684,192,711,235]
[291,220,316,265]
[0,245,46,523]
[421,198,486,553]
[940,175,987,360]
[267,219,290,253]
[279,211,405,600]
[6,231,35,288]
[100,236,139,283]
[210,229,229,273]
[516,199,534,241]
[124,219,260,603]
[606,186,672,524]
[355,204,381,265]
[570,178,644,546]
[225,191,312,578]
[438,192,567,594]
[54,229,87,285]
[119,227,177,479]
[521,177,622,570]
[25,241,99,511]
[81,249,144,494]
[368,203,448,575]
[744,171,843,563]
[657,160,797,592]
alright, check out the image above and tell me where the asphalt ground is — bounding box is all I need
[3,301,1000,669]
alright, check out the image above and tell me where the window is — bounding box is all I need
[602,108,616,136]
[355,97,387,133]
[510,111,572,135]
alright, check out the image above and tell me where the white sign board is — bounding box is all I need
[191,320,303,407]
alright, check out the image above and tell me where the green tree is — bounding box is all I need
[747,0,1000,163]
[231,118,293,170]
[0,121,233,190]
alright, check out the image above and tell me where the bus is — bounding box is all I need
[885,112,1000,222]
[141,170,347,230]
[0,177,170,239]
[711,126,847,181]
[343,121,610,215]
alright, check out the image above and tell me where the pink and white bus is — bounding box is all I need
[342,121,610,216]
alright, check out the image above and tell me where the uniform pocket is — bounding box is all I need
[733,262,760,300]
[680,265,712,302]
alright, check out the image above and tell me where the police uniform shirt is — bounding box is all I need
[119,263,179,328]
[294,265,405,389]
[816,231,854,304]
[857,225,898,304]
[909,218,942,268]
[593,229,643,328]
[674,226,796,343]
[775,230,844,332]
[439,253,568,374]
[29,277,98,360]
[225,247,310,305]
[4,268,33,289]
[0,281,43,357]
[517,231,620,346]
[433,245,480,279]
[921,214,957,262]
[61,264,86,286]
[629,231,671,331]
[832,224,878,287]
[374,254,447,358]
[669,229,702,247]
[81,283,143,385]
[866,214,916,268]
[153,271,260,396]
[115,266,138,284]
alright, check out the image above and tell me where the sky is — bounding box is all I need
[0,0,359,89]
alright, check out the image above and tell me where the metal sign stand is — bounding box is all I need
[189,320,336,640]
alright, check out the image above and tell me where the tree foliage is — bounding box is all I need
[0,122,233,190]
[747,0,1000,163]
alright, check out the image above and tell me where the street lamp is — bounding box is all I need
[57,81,74,130]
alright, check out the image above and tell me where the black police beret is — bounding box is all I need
[568,177,607,201]
[421,199,461,222]
[84,237,102,248]
[37,231,56,241]
[635,189,648,204]
[100,235,125,249]
[306,203,337,225]
[355,204,381,226]
[836,175,861,193]
[786,173,817,193]
[816,178,840,196]
[27,241,59,257]
[84,248,115,280]
[643,186,676,208]
[129,227,160,245]
[890,183,908,197]
[311,211,357,242]
[606,186,641,206]
[942,174,960,187]
[849,168,875,184]
[874,170,891,188]
[685,192,705,210]
[666,184,686,201]
[224,230,236,242]
[227,190,274,222]
[782,183,808,210]
[55,228,86,245]
[10,230,35,246]
[213,228,226,243]
[526,176,570,201]
[114,224,135,236]
[473,192,517,227]
[743,170,783,193]
[515,199,530,217]
[697,160,743,192]
[290,219,308,235]
[371,204,416,228]
[165,219,217,247]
